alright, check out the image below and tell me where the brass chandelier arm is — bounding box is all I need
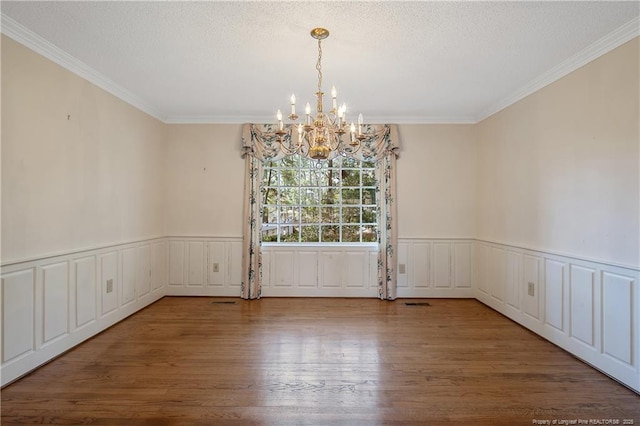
[269,27,367,161]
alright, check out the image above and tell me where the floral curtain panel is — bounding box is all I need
[240,123,400,300]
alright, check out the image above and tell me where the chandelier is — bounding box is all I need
[272,28,368,160]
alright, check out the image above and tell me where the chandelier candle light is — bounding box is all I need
[273,27,368,160]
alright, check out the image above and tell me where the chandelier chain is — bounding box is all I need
[316,39,323,98]
[270,28,367,161]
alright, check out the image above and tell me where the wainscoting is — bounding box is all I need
[2,236,638,393]
[397,239,475,298]
[0,238,167,386]
[164,238,474,298]
[166,237,243,296]
[475,240,639,392]
[262,244,379,297]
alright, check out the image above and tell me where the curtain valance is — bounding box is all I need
[240,123,400,300]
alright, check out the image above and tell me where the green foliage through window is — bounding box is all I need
[262,155,377,243]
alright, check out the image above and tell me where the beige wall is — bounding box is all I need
[3,33,638,268]
[161,123,477,239]
[476,37,639,267]
[397,124,476,238]
[1,36,167,263]
[163,124,245,237]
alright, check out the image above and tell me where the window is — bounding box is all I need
[261,154,377,243]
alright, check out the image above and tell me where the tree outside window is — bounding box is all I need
[262,155,377,243]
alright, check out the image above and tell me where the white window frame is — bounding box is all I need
[261,154,378,245]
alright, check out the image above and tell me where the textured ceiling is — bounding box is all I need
[1,1,638,124]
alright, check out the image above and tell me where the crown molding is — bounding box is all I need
[475,16,640,123]
[1,14,166,122]
[164,115,270,124]
[2,12,637,126]
[163,114,478,125]
[359,115,477,125]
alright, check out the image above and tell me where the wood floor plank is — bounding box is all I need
[2,297,639,425]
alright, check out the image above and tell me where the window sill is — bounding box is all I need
[262,242,378,248]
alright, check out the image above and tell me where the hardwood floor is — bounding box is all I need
[2,297,639,425]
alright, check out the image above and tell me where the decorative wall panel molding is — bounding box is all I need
[569,264,596,348]
[476,243,489,296]
[41,261,69,345]
[1,238,167,387]
[168,241,184,286]
[165,238,474,298]
[75,256,97,329]
[453,243,472,289]
[262,245,378,297]
[3,235,638,393]
[601,272,633,365]
[544,259,566,334]
[2,270,35,364]
[121,248,136,306]
[474,239,639,392]
[505,250,521,312]
[165,237,242,297]
[99,252,118,317]
[397,239,475,298]
[522,254,542,326]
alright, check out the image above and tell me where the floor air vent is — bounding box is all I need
[404,302,431,306]
[211,301,237,305]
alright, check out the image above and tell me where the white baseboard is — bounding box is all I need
[474,239,639,392]
[4,236,637,393]
[1,238,167,386]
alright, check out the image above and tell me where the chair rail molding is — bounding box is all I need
[1,238,167,387]
[473,239,639,392]
[3,235,638,393]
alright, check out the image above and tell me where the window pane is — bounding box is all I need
[279,188,299,205]
[280,169,299,186]
[301,206,319,223]
[301,225,319,242]
[313,169,329,187]
[342,157,359,168]
[329,157,343,167]
[327,170,341,186]
[363,188,376,205]
[261,223,278,242]
[280,207,299,223]
[281,155,300,167]
[321,225,339,242]
[263,167,277,184]
[342,188,360,204]
[362,225,378,242]
[362,169,375,186]
[341,169,360,186]
[342,225,360,242]
[261,153,379,244]
[362,207,376,223]
[342,207,360,223]
[263,205,277,223]
[320,188,339,205]
[304,166,339,187]
[362,160,375,168]
[299,156,313,169]
[280,226,299,242]
[299,169,317,186]
[301,188,319,204]
[321,207,340,223]
[263,188,278,205]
